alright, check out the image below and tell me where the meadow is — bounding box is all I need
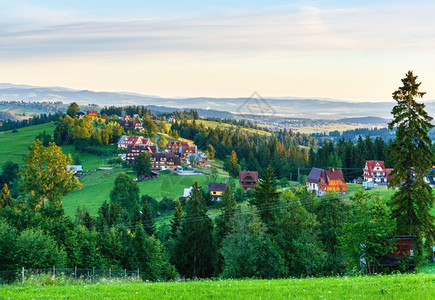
[62,170,225,216]
[189,119,272,136]
[1,273,434,299]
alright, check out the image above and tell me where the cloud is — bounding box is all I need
[1,3,435,60]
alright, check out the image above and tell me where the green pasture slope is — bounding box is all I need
[0,123,109,171]
[0,123,56,165]
[1,274,434,299]
[62,170,225,216]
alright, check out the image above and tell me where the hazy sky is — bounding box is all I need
[1,0,435,101]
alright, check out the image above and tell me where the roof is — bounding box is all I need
[307,167,322,183]
[87,110,98,115]
[365,160,386,172]
[152,152,181,165]
[208,183,227,192]
[239,171,258,182]
[126,144,157,154]
[168,141,189,147]
[324,169,345,181]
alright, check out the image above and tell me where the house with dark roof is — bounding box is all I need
[126,145,157,162]
[239,171,258,191]
[151,153,181,171]
[306,167,347,195]
[208,183,227,200]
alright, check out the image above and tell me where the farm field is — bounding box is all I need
[1,273,434,299]
[290,123,370,134]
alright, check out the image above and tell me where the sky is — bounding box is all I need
[1,0,435,102]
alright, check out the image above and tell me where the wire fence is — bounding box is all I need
[0,267,140,284]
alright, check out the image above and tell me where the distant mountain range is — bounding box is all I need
[1,83,435,120]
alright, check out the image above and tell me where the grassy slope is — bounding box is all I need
[191,119,272,136]
[0,123,56,165]
[0,123,113,171]
[62,170,225,216]
[1,274,434,299]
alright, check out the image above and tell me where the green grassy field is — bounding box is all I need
[62,170,225,216]
[0,123,56,165]
[1,274,434,299]
[0,123,114,171]
[191,120,272,136]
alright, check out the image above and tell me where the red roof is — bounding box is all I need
[324,169,345,181]
[239,171,258,183]
[365,160,386,172]
[168,141,189,147]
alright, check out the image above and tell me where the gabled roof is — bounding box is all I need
[152,152,181,165]
[168,141,189,147]
[307,167,322,183]
[365,160,386,172]
[208,183,227,192]
[324,169,345,181]
[239,171,258,182]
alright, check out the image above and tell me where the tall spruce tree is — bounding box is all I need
[176,182,215,278]
[214,185,237,274]
[388,71,435,266]
[250,165,279,225]
[170,199,183,238]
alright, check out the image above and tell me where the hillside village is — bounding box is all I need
[1,77,435,284]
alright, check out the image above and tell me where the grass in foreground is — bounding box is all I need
[1,274,434,299]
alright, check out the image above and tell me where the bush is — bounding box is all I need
[14,228,67,269]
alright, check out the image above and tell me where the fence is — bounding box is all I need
[0,267,140,284]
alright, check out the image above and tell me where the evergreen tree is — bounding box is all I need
[109,173,140,213]
[134,224,177,280]
[214,185,236,274]
[250,165,279,225]
[134,152,152,180]
[170,199,183,238]
[176,182,215,278]
[388,71,435,265]
[141,200,155,236]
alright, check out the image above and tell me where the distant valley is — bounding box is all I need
[1,83,435,122]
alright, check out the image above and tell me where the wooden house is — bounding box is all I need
[239,171,258,191]
[151,153,181,171]
[86,110,98,118]
[208,183,227,200]
[306,167,347,195]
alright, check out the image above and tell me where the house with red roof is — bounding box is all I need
[86,110,98,118]
[363,160,392,187]
[306,167,347,195]
[239,171,258,191]
[167,141,197,160]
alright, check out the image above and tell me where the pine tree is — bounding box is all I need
[170,199,183,237]
[141,200,155,236]
[250,165,279,225]
[214,185,237,274]
[388,71,435,265]
[176,182,215,278]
